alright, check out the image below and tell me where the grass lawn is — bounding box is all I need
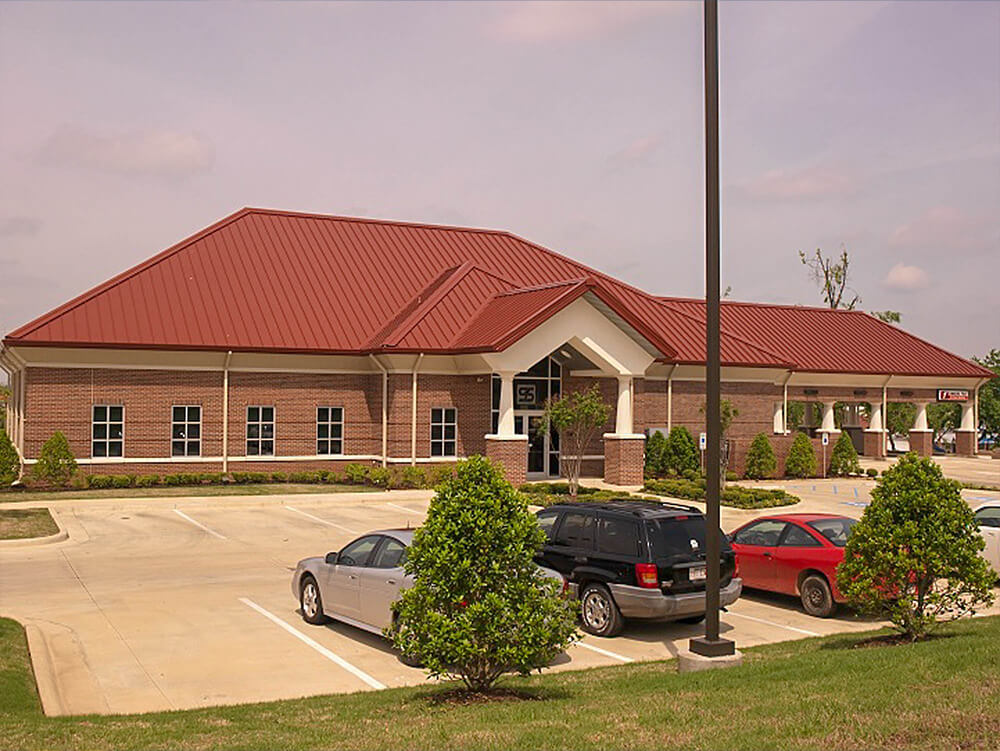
[0,508,58,539]
[0,483,379,502]
[2,616,999,750]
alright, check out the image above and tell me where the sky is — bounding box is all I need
[1,0,998,368]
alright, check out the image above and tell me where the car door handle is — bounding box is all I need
[386,579,397,585]
[763,552,772,558]
[573,556,588,563]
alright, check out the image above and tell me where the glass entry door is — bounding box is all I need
[514,412,558,477]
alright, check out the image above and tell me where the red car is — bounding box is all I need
[728,514,857,617]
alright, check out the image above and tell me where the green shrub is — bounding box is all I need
[288,471,321,484]
[427,464,456,488]
[135,475,160,487]
[111,474,134,489]
[396,466,427,489]
[162,474,184,486]
[32,432,77,488]
[643,477,799,509]
[389,456,578,692]
[837,453,995,639]
[743,433,777,480]
[644,430,668,477]
[866,467,878,478]
[829,432,861,476]
[87,474,114,489]
[663,426,700,476]
[366,467,391,488]
[199,473,224,484]
[519,482,599,497]
[784,432,817,478]
[270,472,288,483]
[324,471,346,484]
[231,471,268,484]
[0,429,19,486]
[344,463,368,484]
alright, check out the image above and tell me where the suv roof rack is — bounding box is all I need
[549,499,703,518]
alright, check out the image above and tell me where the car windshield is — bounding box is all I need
[806,518,857,547]
[646,517,723,560]
[975,507,1000,528]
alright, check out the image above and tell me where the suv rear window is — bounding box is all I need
[646,517,708,559]
[554,512,595,549]
[596,517,640,557]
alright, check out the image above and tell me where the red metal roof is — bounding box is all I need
[3,207,989,378]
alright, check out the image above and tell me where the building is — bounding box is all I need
[0,208,992,485]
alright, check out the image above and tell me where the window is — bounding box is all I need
[781,524,821,547]
[648,517,710,559]
[732,519,787,547]
[597,517,640,557]
[316,407,344,455]
[537,511,560,542]
[372,538,408,569]
[337,535,381,567]
[554,512,595,549]
[171,405,202,457]
[246,406,274,456]
[806,518,857,547]
[92,405,124,458]
[430,407,457,457]
[975,507,1000,528]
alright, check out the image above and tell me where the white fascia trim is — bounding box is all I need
[386,457,459,464]
[560,455,605,461]
[234,454,382,462]
[602,433,646,440]
[21,454,386,466]
[483,434,530,441]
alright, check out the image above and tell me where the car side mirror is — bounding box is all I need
[325,552,339,565]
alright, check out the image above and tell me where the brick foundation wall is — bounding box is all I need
[863,430,886,459]
[955,431,976,456]
[603,436,645,486]
[908,430,933,457]
[485,438,529,486]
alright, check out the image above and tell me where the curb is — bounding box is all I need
[0,509,69,548]
[24,623,66,716]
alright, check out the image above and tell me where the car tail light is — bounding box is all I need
[734,555,740,579]
[635,563,659,589]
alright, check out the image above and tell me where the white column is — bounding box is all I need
[614,376,634,435]
[868,400,883,433]
[772,402,784,434]
[960,400,975,432]
[819,401,839,434]
[912,402,929,431]
[497,371,516,437]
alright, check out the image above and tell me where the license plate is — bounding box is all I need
[689,566,706,582]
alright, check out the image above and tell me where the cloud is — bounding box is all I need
[888,206,980,250]
[883,262,930,291]
[37,126,215,178]
[491,1,686,42]
[0,216,41,237]
[739,166,854,200]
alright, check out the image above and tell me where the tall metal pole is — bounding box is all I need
[691,0,735,658]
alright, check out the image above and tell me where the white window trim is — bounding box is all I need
[171,404,203,458]
[92,404,125,459]
[316,405,345,457]
[245,405,276,457]
[430,406,458,458]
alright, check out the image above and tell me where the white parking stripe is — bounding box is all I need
[239,598,386,690]
[386,502,423,516]
[724,610,820,637]
[173,509,227,540]
[285,506,359,534]
[574,640,634,663]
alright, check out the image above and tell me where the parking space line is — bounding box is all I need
[173,509,227,540]
[386,502,423,516]
[574,640,633,663]
[239,598,386,690]
[285,506,359,534]
[724,611,820,637]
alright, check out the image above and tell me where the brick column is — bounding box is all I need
[863,430,885,459]
[603,434,645,486]
[955,401,977,456]
[485,436,528,486]
[908,430,932,457]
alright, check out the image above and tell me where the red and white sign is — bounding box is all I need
[937,389,969,402]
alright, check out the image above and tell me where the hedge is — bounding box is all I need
[643,477,799,509]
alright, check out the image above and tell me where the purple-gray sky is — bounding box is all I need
[1,1,997,365]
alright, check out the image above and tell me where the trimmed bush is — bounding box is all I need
[87,474,114,489]
[288,471,321,484]
[0,429,20,486]
[784,432,817,478]
[644,430,668,478]
[663,426,700,476]
[344,463,368,485]
[866,468,878,478]
[135,475,160,487]
[743,433,777,480]
[323,471,346,484]
[396,466,427,489]
[230,472,268,484]
[270,472,288,483]
[111,475,134,489]
[199,473,224,484]
[519,482,600,497]
[829,431,861,477]
[366,467,391,488]
[427,465,456,488]
[32,432,77,488]
[643,477,799,509]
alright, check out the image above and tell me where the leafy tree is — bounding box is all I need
[663,426,699,476]
[644,429,667,478]
[699,399,740,481]
[743,433,777,480]
[539,385,610,499]
[871,310,902,324]
[785,401,805,431]
[828,431,861,476]
[0,429,19,486]
[973,349,1000,445]
[885,402,916,452]
[0,384,9,432]
[32,431,77,487]
[785,432,817,478]
[799,246,860,310]
[389,456,578,693]
[836,454,995,640]
[927,402,961,447]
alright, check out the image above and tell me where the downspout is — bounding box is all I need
[882,375,892,456]
[411,353,424,466]
[222,351,232,474]
[17,361,27,459]
[369,354,388,468]
[974,377,988,455]
[666,364,677,432]
[782,371,794,434]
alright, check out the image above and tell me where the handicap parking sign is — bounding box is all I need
[821,433,829,446]
[699,432,707,450]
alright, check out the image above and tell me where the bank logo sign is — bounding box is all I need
[515,383,537,407]
[937,389,970,402]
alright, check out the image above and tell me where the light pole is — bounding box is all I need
[690,0,736,659]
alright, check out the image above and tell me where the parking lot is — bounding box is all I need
[2,475,998,716]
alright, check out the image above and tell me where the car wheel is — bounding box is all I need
[580,583,624,637]
[677,614,705,625]
[300,576,327,624]
[800,574,835,618]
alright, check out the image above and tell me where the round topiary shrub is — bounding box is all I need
[828,431,861,476]
[743,432,777,480]
[0,429,20,486]
[32,431,77,488]
[644,430,667,477]
[664,426,700,476]
[784,432,817,478]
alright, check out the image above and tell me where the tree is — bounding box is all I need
[32,431,77,487]
[539,385,610,500]
[662,426,700,476]
[785,432,817,478]
[927,402,961,448]
[0,384,9,432]
[871,310,901,324]
[836,454,994,640]
[799,246,860,310]
[885,402,916,453]
[644,429,667,478]
[389,456,578,693]
[828,431,861,476]
[0,429,19,486]
[744,433,777,480]
[700,399,740,481]
[973,349,1000,445]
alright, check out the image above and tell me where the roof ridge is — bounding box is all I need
[241,206,516,238]
[660,295,873,315]
[494,278,589,297]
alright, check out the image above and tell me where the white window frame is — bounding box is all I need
[316,406,344,456]
[430,407,457,458]
[171,405,202,457]
[92,404,124,458]
[246,405,275,457]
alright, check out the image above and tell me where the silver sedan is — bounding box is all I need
[292,528,566,636]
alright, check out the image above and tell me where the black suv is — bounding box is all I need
[535,501,741,637]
